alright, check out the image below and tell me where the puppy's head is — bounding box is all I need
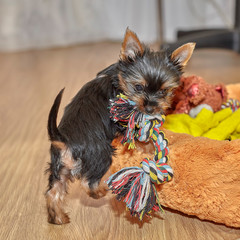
[118,28,195,115]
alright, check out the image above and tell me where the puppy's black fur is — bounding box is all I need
[48,67,119,188]
[46,29,195,224]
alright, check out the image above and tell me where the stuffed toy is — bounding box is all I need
[109,83,240,228]
[168,75,228,115]
[164,105,240,140]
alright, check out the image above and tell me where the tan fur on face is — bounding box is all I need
[131,95,145,113]
[118,74,147,112]
[161,77,180,92]
[118,74,130,94]
[118,74,147,94]
[156,96,172,114]
[119,73,176,115]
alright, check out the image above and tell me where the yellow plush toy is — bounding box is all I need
[164,107,240,140]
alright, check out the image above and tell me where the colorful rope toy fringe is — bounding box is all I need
[107,94,173,220]
[221,98,240,112]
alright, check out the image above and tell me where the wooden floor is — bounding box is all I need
[1,42,240,240]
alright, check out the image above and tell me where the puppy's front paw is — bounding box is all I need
[48,210,70,225]
[89,187,107,199]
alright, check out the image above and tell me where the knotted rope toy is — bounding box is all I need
[106,94,173,220]
[221,98,240,112]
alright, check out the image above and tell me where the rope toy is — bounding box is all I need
[106,94,173,220]
[221,98,240,112]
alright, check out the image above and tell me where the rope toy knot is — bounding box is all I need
[107,94,173,220]
[140,158,173,184]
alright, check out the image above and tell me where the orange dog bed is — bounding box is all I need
[111,83,240,228]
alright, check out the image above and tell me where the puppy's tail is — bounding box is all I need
[48,88,65,142]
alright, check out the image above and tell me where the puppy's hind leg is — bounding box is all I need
[46,142,74,225]
[82,178,108,200]
[83,152,112,199]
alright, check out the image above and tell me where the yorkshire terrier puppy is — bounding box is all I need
[46,28,195,224]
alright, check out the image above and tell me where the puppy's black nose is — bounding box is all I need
[145,106,154,114]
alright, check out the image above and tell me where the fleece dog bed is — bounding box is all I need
[111,83,240,228]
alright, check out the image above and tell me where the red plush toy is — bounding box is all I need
[168,75,228,115]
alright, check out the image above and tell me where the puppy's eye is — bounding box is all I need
[158,89,167,97]
[135,84,144,92]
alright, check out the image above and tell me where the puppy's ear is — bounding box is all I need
[120,28,144,60]
[171,43,196,67]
